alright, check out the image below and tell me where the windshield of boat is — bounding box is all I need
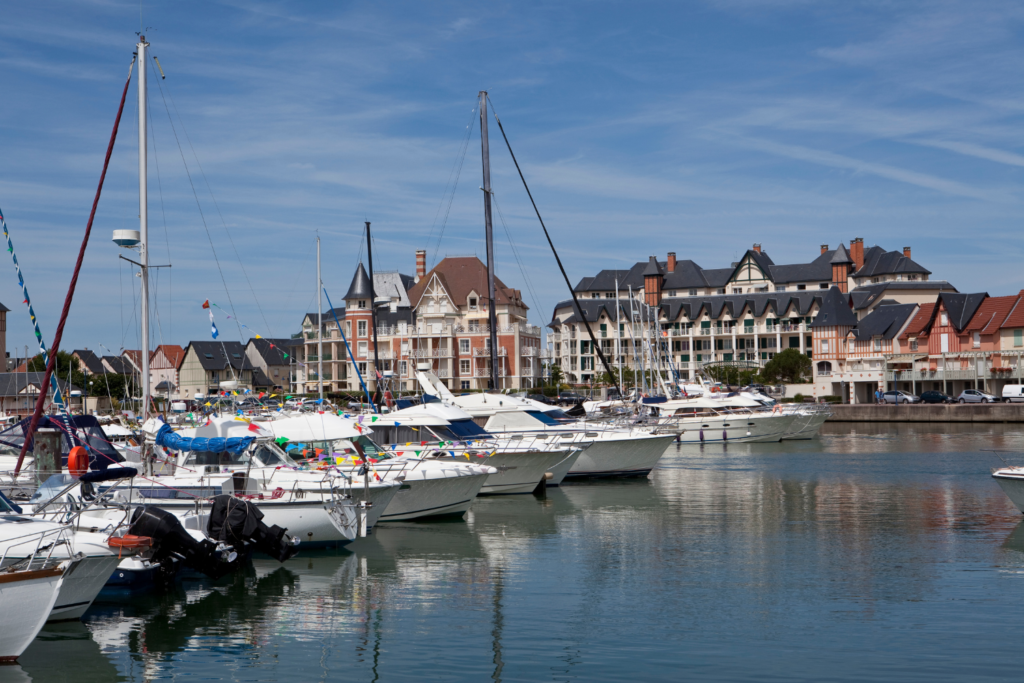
[446,419,490,438]
[183,449,252,467]
[542,409,576,424]
[251,442,300,468]
[525,410,562,426]
[282,436,392,462]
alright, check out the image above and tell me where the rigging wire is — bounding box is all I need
[150,62,245,343]
[428,104,477,269]
[152,62,274,338]
[148,57,173,345]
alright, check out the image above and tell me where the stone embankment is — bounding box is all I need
[827,403,1024,423]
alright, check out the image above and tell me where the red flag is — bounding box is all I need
[248,422,261,432]
[202,300,210,309]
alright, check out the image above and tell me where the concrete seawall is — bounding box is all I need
[827,403,1024,423]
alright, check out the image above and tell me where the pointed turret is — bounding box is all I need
[344,262,373,301]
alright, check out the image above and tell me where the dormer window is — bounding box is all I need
[469,297,478,310]
[689,290,697,296]
[796,284,806,291]
[358,300,366,309]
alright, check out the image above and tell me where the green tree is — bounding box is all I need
[760,348,812,384]
[28,351,86,390]
[547,364,565,390]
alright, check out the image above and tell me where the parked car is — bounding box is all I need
[558,392,585,405]
[526,393,555,405]
[957,389,998,403]
[882,390,920,404]
[1002,384,1024,403]
[919,390,953,404]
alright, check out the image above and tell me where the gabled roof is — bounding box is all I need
[642,256,662,277]
[550,299,629,325]
[854,245,931,278]
[72,349,105,375]
[899,304,935,341]
[406,257,524,311]
[0,373,76,398]
[1001,291,1024,329]
[849,303,917,341]
[701,268,734,288]
[810,287,858,328]
[246,338,295,366]
[303,309,345,327]
[937,292,987,332]
[152,344,185,369]
[960,293,1019,334]
[101,356,132,375]
[122,350,143,371]
[184,341,253,371]
[344,262,374,300]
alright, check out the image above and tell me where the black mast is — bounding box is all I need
[366,221,381,406]
[480,91,500,391]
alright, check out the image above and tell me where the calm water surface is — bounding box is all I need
[7,423,1024,682]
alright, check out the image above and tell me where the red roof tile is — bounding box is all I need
[899,303,934,341]
[406,257,524,311]
[1000,291,1024,329]
[963,295,1018,333]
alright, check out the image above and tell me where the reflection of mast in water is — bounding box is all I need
[491,565,504,683]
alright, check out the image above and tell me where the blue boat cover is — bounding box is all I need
[155,423,254,455]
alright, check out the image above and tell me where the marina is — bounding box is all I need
[0,424,1020,681]
[0,2,1022,680]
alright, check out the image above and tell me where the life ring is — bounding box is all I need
[68,446,89,477]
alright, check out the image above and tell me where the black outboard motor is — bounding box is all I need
[207,495,300,563]
[128,505,241,580]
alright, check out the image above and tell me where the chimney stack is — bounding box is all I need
[753,243,762,254]
[667,252,676,272]
[821,244,828,255]
[903,246,911,259]
[850,237,864,271]
[415,249,426,282]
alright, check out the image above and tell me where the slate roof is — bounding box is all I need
[72,349,105,375]
[642,256,662,277]
[185,341,254,371]
[304,309,345,326]
[373,272,414,307]
[344,263,373,300]
[552,291,824,325]
[0,373,77,398]
[854,246,931,278]
[550,299,630,325]
[810,287,858,328]
[849,280,958,311]
[101,356,132,375]
[938,292,987,332]
[849,303,918,341]
[406,257,524,310]
[830,243,854,264]
[0,301,9,313]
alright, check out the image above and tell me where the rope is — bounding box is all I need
[15,55,136,477]
[428,103,477,269]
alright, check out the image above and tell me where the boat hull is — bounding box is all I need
[565,434,674,478]
[780,411,829,440]
[0,565,65,661]
[994,472,1024,513]
[476,449,570,495]
[377,471,489,521]
[49,553,121,621]
[545,448,583,486]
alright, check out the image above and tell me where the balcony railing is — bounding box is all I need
[474,368,507,377]
[472,347,508,356]
[521,347,539,357]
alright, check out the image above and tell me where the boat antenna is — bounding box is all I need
[14,50,136,477]
[487,97,621,399]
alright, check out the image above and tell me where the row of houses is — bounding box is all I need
[550,238,1024,402]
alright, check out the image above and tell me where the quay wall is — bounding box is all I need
[827,403,1024,423]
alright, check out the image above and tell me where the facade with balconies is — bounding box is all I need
[298,251,541,393]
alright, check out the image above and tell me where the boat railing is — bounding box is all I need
[0,524,70,572]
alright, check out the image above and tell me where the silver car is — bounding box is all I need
[882,390,920,404]
[957,389,998,403]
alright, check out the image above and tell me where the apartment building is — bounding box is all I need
[297,251,542,393]
[550,239,949,385]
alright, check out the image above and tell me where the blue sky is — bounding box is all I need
[2,1,1023,356]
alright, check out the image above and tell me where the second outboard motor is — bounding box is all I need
[128,505,240,579]
[207,495,300,563]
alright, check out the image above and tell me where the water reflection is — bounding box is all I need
[7,424,1024,682]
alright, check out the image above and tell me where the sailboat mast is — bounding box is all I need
[317,235,323,400]
[138,35,151,421]
[366,222,381,404]
[479,91,499,391]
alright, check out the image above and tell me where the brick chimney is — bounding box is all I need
[415,249,426,282]
[821,244,828,255]
[903,246,911,259]
[850,237,864,271]
[667,252,676,272]
[643,256,663,307]
[753,243,762,254]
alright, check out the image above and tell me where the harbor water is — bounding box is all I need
[8,423,1024,682]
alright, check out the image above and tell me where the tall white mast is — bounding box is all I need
[317,235,323,400]
[615,277,622,394]
[138,35,151,421]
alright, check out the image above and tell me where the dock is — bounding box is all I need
[827,403,1024,423]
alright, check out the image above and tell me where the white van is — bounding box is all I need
[1002,384,1024,403]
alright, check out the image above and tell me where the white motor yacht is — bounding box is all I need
[368,401,583,493]
[992,467,1024,513]
[259,413,495,521]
